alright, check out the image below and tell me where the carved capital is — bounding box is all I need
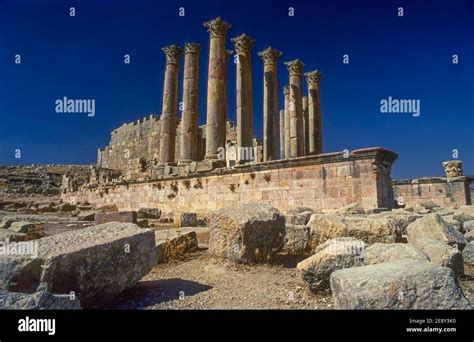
[304,70,323,85]
[284,59,304,76]
[283,85,290,96]
[442,160,463,178]
[204,17,231,38]
[258,46,282,65]
[161,45,183,65]
[231,33,255,54]
[184,43,201,55]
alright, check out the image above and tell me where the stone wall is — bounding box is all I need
[63,147,398,215]
[97,116,263,177]
[393,177,472,208]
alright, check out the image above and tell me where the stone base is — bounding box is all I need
[62,147,398,216]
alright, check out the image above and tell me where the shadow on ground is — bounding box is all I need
[103,278,213,309]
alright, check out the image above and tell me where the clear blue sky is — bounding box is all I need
[0,0,472,179]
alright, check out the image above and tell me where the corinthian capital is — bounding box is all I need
[258,46,282,65]
[231,33,255,54]
[162,45,183,65]
[284,59,304,76]
[184,43,201,55]
[204,17,231,38]
[304,70,323,85]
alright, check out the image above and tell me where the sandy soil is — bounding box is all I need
[108,250,333,310]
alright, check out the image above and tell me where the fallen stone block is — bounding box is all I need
[330,260,471,309]
[368,212,422,236]
[453,205,474,224]
[96,204,118,212]
[441,215,462,232]
[137,208,161,219]
[77,211,96,221]
[364,243,429,265]
[282,225,310,254]
[465,231,474,242]
[407,213,468,250]
[297,238,365,293]
[9,221,37,234]
[137,219,149,228]
[0,290,81,310]
[409,238,464,276]
[464,220,474,232]
[94,211,137,225]
[58,203,76,212]
[179,212,197,227]
[285,211,313,225]
[0,222,156,308]
[307,214,400,251]
[209,203,285,263]
[462,241,474,266]
[337,202,365,214]
[155,228,200,263]
[0,230,26,242]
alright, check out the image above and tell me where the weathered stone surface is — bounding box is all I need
[1,215,57,229]
[442,215,462,232]
[8,221,36,234]
[208,203,285,263]
[453,205,474,224]
[0,230,26,242]
[0,222,156,308]
[94,211,137,225]
[77,210,96,221]
[137,208,161,219]
[409,238,464,276]
[96,204,118,212]
[285,211,313,225]
[406,213,468,250]
[282,225,310,254]
[369,212,422,236]
[330,260,471,309]
[155,228,200,263]
[364,243,429,265]
[297,238,364,293]
[180,212,197,227]
[462,242,474,266]
[58,203,76,212]
[337,202,365,214]
[307,214,399,251]
[0,290,81,310]
[465,231,474,242]
[464,220,474,232]
[137,219,149,228]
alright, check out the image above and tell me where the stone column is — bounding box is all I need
[179,43,200,164]
[302,96,309,156]
[258,46,282,162]
[443,160,463,178]
[283,86,291,159]
[203,17,231,160]
[159,45,183,163]
[304,70,323,154]
[223,49,233,124]
[232,33,255,163]
[284,59,304,158]
[279,109,285,159]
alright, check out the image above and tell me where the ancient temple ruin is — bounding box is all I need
[63,17,471,215]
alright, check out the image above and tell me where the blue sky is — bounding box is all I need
[0,0,472,179]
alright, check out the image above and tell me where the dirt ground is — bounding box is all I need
[108,250,333,310]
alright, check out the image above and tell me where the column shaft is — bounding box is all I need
[203,17,231,160]
[180,43,200,163]
[279,109,285,159]
[302,96,309,156]
[159,45,182,163]
[304,70,323,154]
[283,86,291,159]
[258,47,282,162]
[285,59,304,158]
